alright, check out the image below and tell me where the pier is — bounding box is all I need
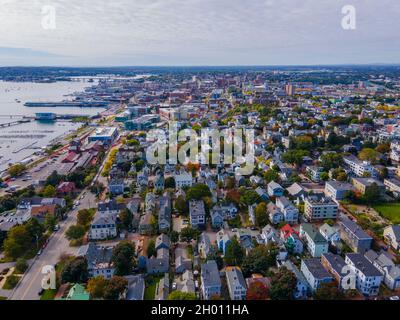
[0,119,32,128]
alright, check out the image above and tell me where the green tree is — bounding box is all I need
[282,150,309,166]
[269,267,297,300]
[180,227,200,243]
[44,213,57,232]
[264,169,279,183]
[61,257,88,284]
[363,183,381,204]
[170,231,180,244]
[15,258,28,273]
[242,244,278,276]
[112,241,136,276]
[65,225,86,240]
[119,208,133,230]
[320,153,343,171]
[77,209,93,227]
[7,164,26,177]
[174,196,188,215]
[186,184,212,200]
[42,185,56,197]
[165,177,176,189]
[320,172,329,181]
[359,148,379,164]
[241,190,261,206]
[147,239,156,258]
[224,237,245,266]
[254,202,268,227]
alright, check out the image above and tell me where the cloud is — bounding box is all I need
[0,0,399,65]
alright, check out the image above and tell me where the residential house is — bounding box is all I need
[383,225,400,251]
[217,229,231,255]
[225,266,247,300]
[351,177,385,195]
[174,171,193,188]
[325,181,354,201]
[198,232,213,259]
[300,223,329,258]
[158,194,171,233]
[267,181,284,197]
[56,182,76,195]
[189,200,206,229]
[321,253,348,290]
[339,217,373,253]
[276,196,299,224]
[304,196,338,221]
[125,275,145,300]
[301,258,334,291]
[201,260,222,299]
[155,273,170,300]
[266,202,284,225]
[109,178,125,195]
[282,260,309,299]
[345,253,383,296]
[365,250,400,290]
[78,243,115,279]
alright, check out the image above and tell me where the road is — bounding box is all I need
[8,190,96,300]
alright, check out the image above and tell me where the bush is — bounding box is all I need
[15,258,28,274]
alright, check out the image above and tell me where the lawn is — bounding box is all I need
[2,275,20,290]
[40,289,57,300]
[144,275,163,300]
[373,203,400,224]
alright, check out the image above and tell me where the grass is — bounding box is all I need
[40,289,57,300]
[373,203,400,224]
[144,275,163,300]
[0,296,7,300]
[2,275,20,290]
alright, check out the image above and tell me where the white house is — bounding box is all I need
[225,267,247,300]
[300,223,329,258]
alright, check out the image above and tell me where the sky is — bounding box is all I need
[0,0,399,66]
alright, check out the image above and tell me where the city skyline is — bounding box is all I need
[0,0,399,66]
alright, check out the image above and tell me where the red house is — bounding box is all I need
[57,182,76,195]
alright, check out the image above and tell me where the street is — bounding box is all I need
[8,190,96,300]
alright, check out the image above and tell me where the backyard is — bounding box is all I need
[373,203,400,224]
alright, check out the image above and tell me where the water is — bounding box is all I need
[0,80,105,172]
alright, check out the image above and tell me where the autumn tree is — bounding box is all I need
[246,281,269,300]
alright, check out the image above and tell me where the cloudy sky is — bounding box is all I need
[0,0,399,66]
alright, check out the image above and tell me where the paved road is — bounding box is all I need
[8,190,96,300]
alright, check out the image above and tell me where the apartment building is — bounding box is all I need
[304,196,338,221]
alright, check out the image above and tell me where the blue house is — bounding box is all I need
[217,230,231,255]
[267,181,284,197]
[211,210,224,229]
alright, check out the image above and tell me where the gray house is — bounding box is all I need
[201,260,221,299]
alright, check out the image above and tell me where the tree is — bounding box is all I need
[112,241,135,276]
[44,213,57,232]
[180,227,200,243]
[42,185,56,197]
[226,189,241,205]
[174,196,188,215]
[320,153,343,171]
[147,239,156,258]
[242,244,278,276]
[363,183,381,204]
[65,225,86,240]
[186,184,212,200]
[246,281,269,300]
[269,267,297,300]
[320,172,329,181]
[314,282,344,300]
[254,202,268,227]
[170,231,180,244]
[61,257,88,284]
[282,150,309,166]
[167,291,197,300]
[376,143,390,154]
[264,169,280,183]
[119,208,133,230]
[240,190,261,206]
[7,163,26,177]
[165,177,176,189]
[224,237,245,266]
[103,276,128,300]
[359,148,379,163]
[77,209,93,226]
[87,276,108,299]
[15,258,28,273]
[45,171,63,187]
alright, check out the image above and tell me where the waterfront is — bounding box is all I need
[0,80,105,172]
